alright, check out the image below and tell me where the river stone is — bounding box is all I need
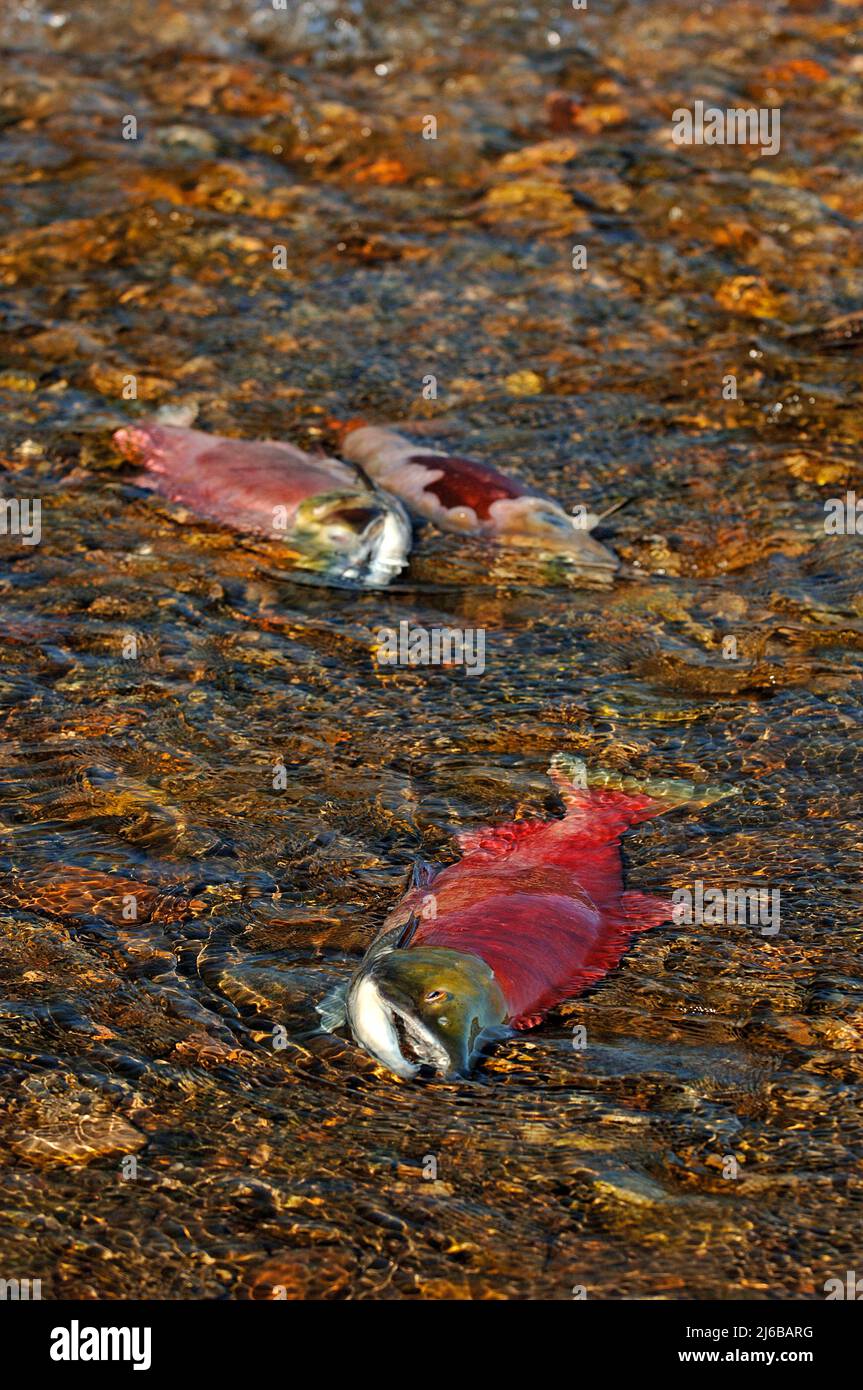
[12,1113,146,1166]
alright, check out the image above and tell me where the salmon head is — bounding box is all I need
[490,495,618,573]
[346,942,508,1080]
[289,489,411,587]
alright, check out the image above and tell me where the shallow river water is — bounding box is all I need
[1,0,862,1298]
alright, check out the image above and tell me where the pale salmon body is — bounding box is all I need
[113,422,411,587]
[341,426,618,576]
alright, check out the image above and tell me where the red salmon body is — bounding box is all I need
[114,423,368,533]
[386,759,730,1027]
[342,757,734,1078]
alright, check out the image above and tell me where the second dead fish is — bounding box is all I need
[341,425,618,577]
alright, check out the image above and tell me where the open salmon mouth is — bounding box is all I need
[339,502,411,588]
[388,1003,451,1075]
[293,489,411,588]
[392,1011,425,1067]
[329,505,379,530]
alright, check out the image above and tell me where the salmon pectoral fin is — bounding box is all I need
[507,961,612,1030]
[316,981,348,1033]
[410,856,438,889]
[512,1013,545,1031]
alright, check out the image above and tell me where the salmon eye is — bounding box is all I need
[425,988,449,1004]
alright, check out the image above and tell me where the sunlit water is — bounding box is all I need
[0,0,861,1298]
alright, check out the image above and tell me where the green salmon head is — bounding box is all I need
[292,489,411,587]
[346,945,508,1080]
[497,497,618,574]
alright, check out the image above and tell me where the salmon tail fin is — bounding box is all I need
[619,890,674,933]
[547,752,591,803]
[548,752,736,833]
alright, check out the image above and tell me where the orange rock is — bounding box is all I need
[762,58,830,84]
[714,275,782,318]
[87,364,173,399]
[351,156,410,185]
[573,103,629,134]
[498,138,580,173]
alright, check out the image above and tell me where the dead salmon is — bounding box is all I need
[324,755,733,1079]
[113,422,411,588]
[340,425,618,576]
